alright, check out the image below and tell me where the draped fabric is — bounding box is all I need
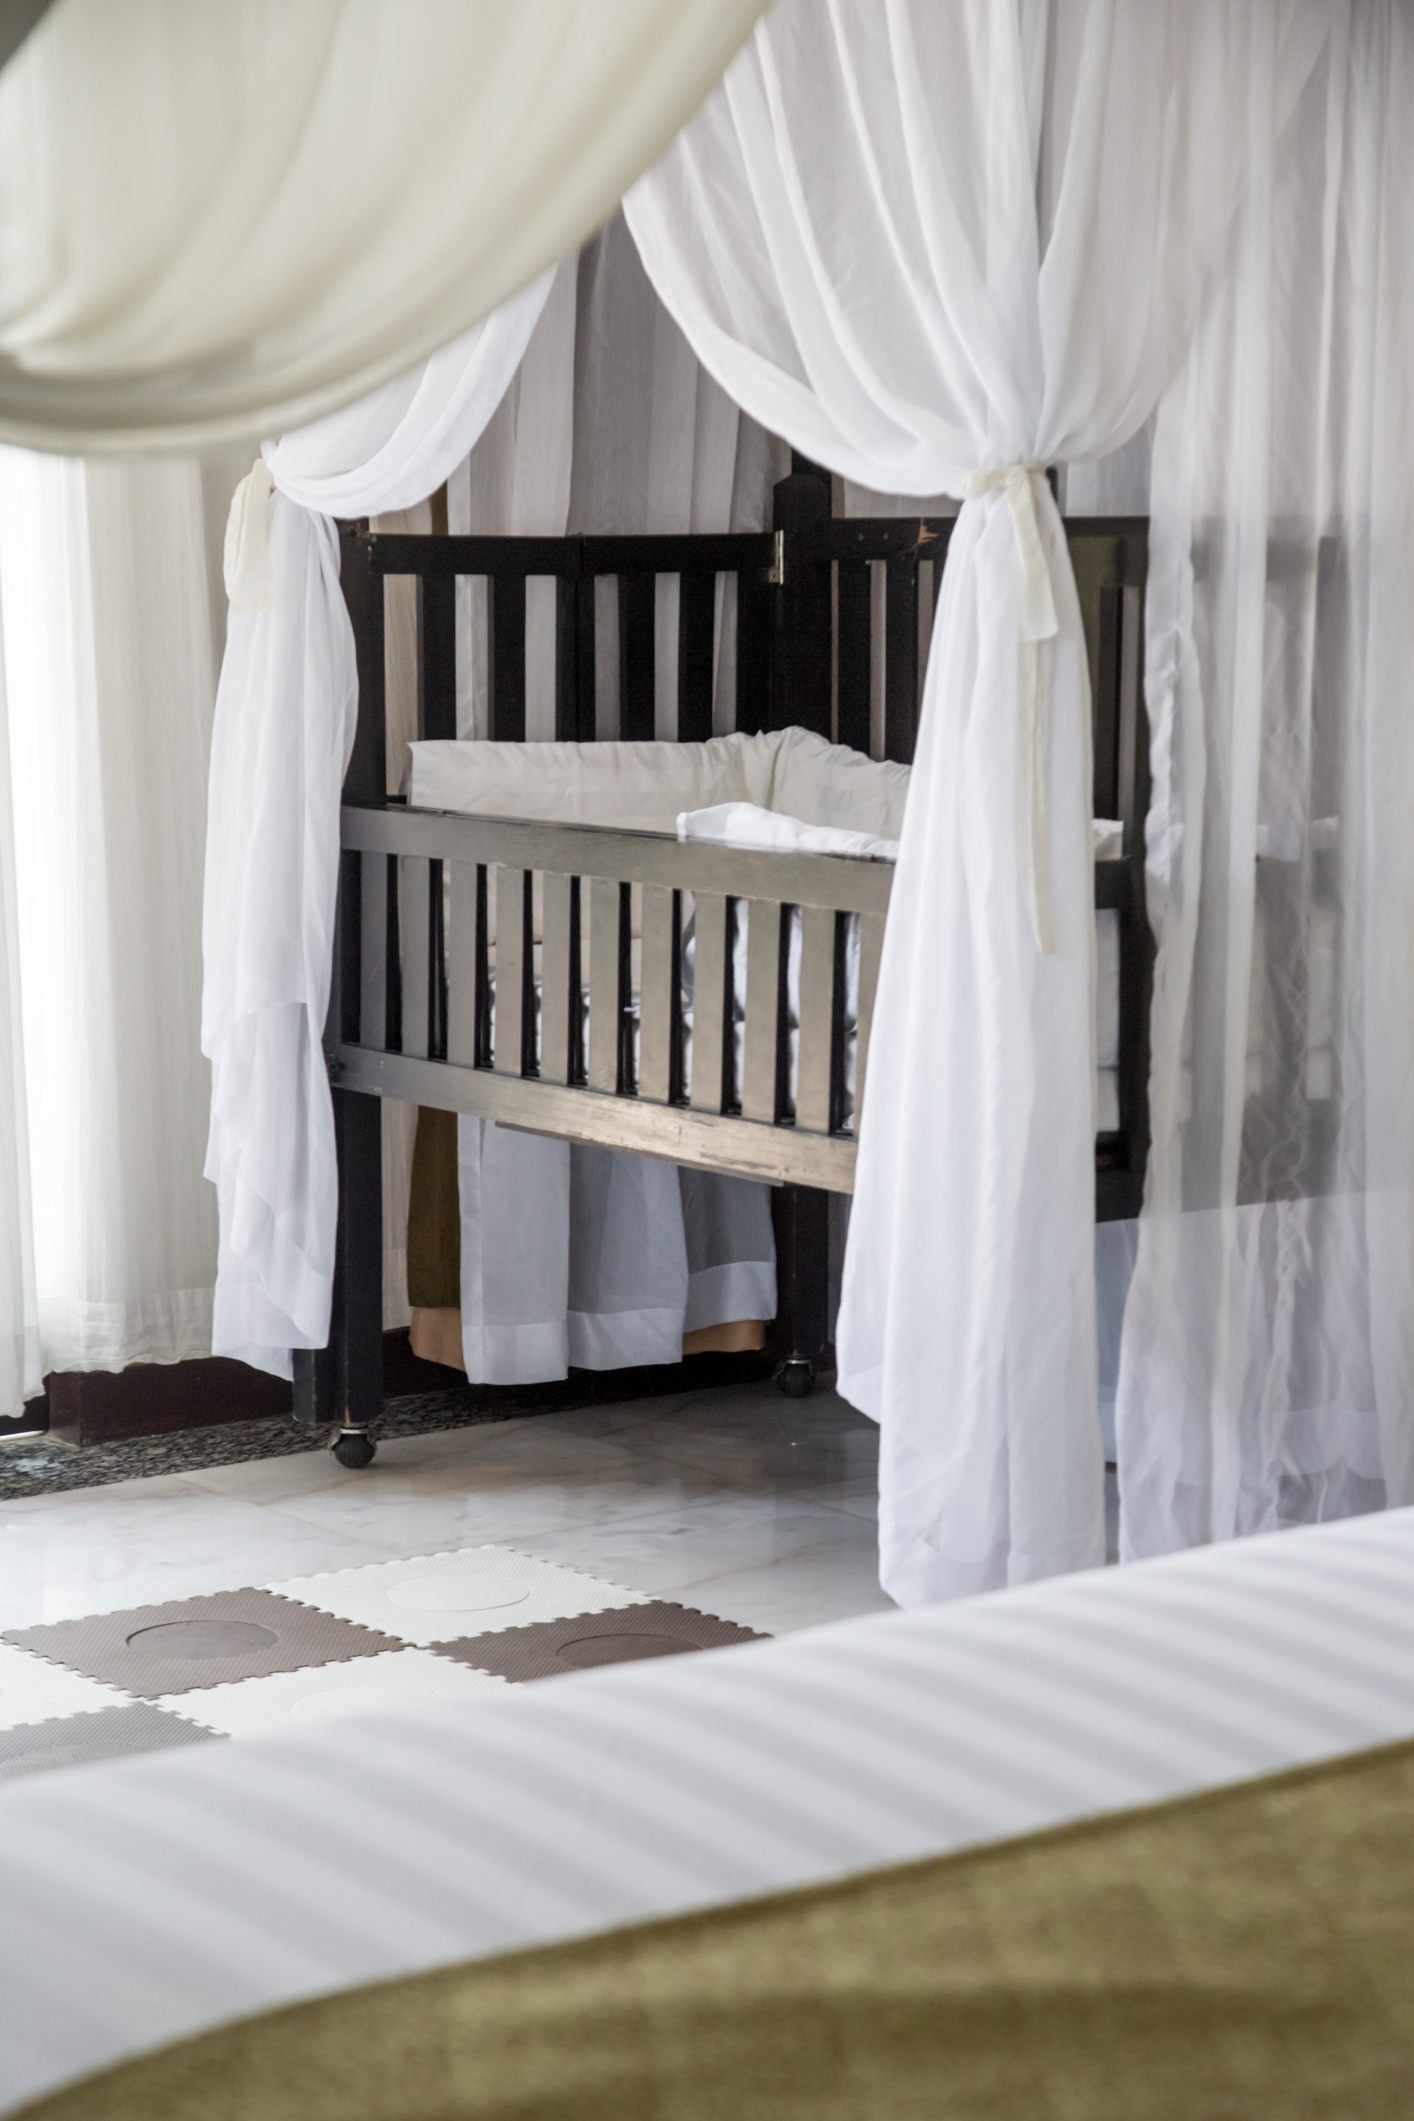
[0,449,234,1413]
[627,0,1322,1604]
[442,216,782,1384]
[0,0,766,453]
[1116,3,1414,1554]
[203,283,552,1379]
[0,591,38,1415]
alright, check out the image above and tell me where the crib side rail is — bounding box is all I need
[329,806,892,1194]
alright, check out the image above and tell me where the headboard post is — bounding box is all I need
[772,459,832,739]
[339,519,388,803]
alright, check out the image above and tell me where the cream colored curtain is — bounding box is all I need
[0,446,242,1405]
[0,0,765,454]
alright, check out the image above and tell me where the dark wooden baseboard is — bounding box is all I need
[33,1332,780,1448]
[44,1358,293,1447]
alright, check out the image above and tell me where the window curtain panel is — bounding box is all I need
[0,0,766,453]
[1116,3,1414,1555]
[626,0,1322,1605]
[0,599,38,1416]
[204,281,553,1379]
[0,447,236,1412]
[443,214,782,1384]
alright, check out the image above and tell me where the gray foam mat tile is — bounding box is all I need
[434,1599,768,1683]
[0,1704,216,1783]
[4,1588,395,1699]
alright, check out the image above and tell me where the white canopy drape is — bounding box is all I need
[0,0,765,452]
[627,0,1322,1604]
[1117,1,1414,1554]
[443,217,782,1383]
[203,282,552,1379]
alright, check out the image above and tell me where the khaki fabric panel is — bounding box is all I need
[682,1320,765,1355]
[404,1107,460,1311]
[407,1306,466,1372]
[26,1738,1414,2120]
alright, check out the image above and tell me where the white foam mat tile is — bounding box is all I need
[0,1641,133,1732]
[267,1546,650,1647]
[162,1648,509,1740]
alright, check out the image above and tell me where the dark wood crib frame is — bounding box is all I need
[295,462,1152,1464]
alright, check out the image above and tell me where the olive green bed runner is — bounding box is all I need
[22,1737,1414,2121]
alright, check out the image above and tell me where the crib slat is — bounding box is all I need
[401,856,431,1060]
[359,852,388,1052]
[691,893,731,1113]
[447,863,478,1067]
[587,877,623,1093]
[677,572,716,744]
[489,573,527,742]
[619,574,655,742]
[795,906,837,1133]
[540,870,574,1086]
[639,884,676,1103]
[836,558,871,755]
[416,575,457,742]
[884,554,919,763]
[494,868,529,1076]
[742,901,785,1123]
[852,912,886,1132]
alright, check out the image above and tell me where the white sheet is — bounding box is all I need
[3,1504,1412,2115]
[407,727,912,838]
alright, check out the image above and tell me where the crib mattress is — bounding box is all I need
[3,1504,1413,2115]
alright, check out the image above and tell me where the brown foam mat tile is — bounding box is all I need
[434,1599,768,1683]
[0,1704,216,1783]
[4,1589,394,1699]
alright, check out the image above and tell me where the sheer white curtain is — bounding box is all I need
[0,448,239,1414]
[0,0,766,452]
[1117,1,1414,1554]
[442,217,783,1383]
[204,282,553,1380]
[0,606,37,1416]
[627,0,1318,1604]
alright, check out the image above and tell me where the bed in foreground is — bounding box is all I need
[4,1506,1413,2117]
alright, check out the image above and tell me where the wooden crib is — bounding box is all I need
[297,462,1151,1464]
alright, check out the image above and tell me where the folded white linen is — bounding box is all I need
[678,801,899,862]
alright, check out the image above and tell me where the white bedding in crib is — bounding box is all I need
[411,737,1129,1140]
[407,726,912,840]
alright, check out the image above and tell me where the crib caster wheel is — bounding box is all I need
[774,1359,815,1400]
[332,1428,376,1470]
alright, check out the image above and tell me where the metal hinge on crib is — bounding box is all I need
[767,529,786,585]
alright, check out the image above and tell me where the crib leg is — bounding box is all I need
[770,1183,831,1397]
[293,1087,383,1465]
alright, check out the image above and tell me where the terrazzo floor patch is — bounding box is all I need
[0,1704,214,1782]
[0,1546,770,1782]
[5,1588,392,1698]
[437,1599,768,1682]
[168,1648,509,1740]
[270,1548,652,1647]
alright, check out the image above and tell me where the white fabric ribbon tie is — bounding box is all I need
[960,463,1059,953]
[223,458,276,613]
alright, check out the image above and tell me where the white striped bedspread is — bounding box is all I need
[3,1506,1413,2114]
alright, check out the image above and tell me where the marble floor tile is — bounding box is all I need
[0,1382,888,1640]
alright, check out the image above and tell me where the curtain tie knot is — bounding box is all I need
[960,462,1060,953]
[959,463,1058,642]
[223,457,276,612]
